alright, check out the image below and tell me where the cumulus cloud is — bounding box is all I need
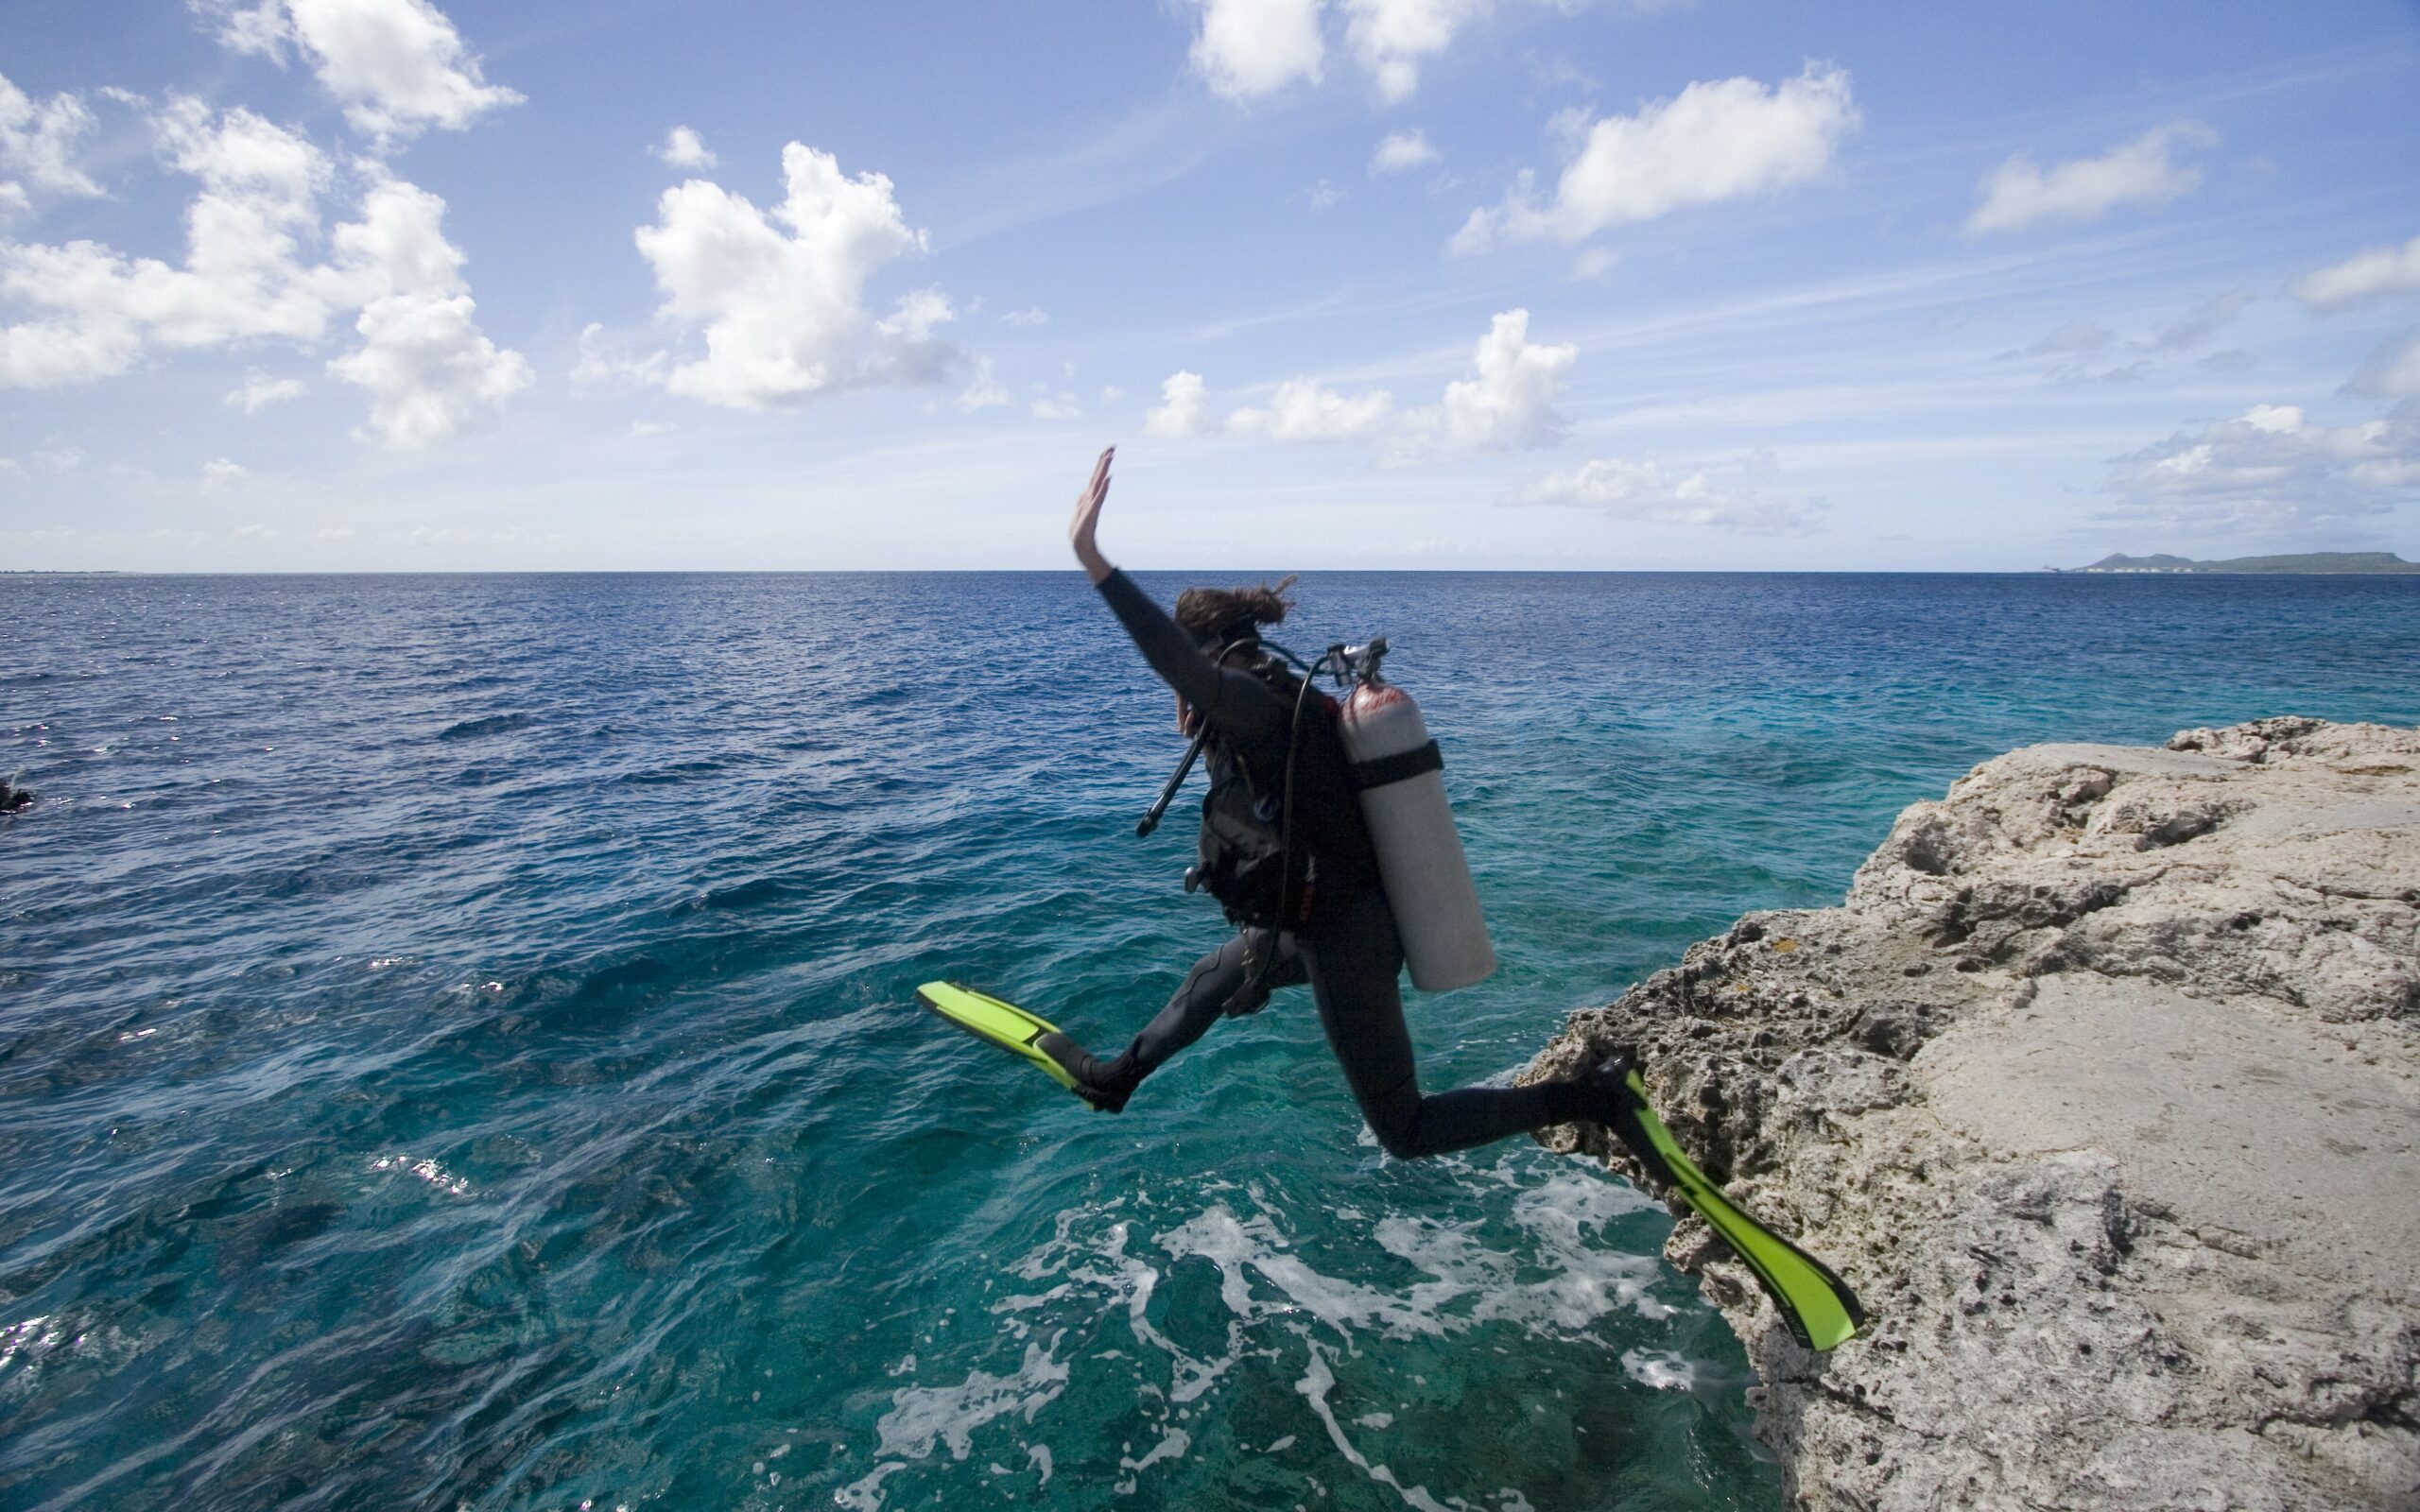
[999,306,1048,327]
[1030,391,1081,420]
[1217,308,1577,463]
[1,72,104,197]
[2,100,337,385]
[1965,123,2211,236]
[2106,400,2420,528]
[2344,333,2420,398]
[202,0,522,142]
[957,354,1008,410]
[1453,64,1858,252]
[1371,128,1441,174]
[0,100,527,443]
[2291,233,2420,309]
[1144,370,1212,438]
[1188,0,1326,100]
[1506,454,1815,534]
[330,284,530,446]
[226,369,306,411]
[1228,379,1395,442]
[652,125,717,169]
[1343,0,1489,102]
[631,143,953,409]
[200,456,250,491]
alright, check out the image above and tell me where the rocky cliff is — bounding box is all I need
[1525,717,2420,1510]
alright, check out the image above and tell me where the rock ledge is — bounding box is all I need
[1525,717,2419,1510]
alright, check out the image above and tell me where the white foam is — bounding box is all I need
[1294,1342,1458,1512]
[836,1336,1071,1509]
[1115,1427,1192,1492]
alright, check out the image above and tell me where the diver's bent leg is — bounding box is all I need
[1046,931,1306,1112]
[1303,891,1599,1159]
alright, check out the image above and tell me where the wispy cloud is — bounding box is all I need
[1965,123,2212,236]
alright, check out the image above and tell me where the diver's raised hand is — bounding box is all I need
[1069,445,1115,583]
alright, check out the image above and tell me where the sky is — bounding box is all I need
[3,0,2418,572]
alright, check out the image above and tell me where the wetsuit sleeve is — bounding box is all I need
[1095,570,1290,753]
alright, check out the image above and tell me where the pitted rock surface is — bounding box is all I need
[1524,717,2420,1510]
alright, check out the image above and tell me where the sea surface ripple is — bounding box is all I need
[4,571,2416,1511]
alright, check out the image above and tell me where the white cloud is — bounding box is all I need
[1388,306,1575,460]
[652,125,717,169]
[1965,123,2212,236]
[631,143,954,409]
[0,183,27,217]
[1507,455,1815,534]
[34,445,83,474]
[1189,0,1326,101]
[0,99,525,425]
[0,92,530,444]
[320,171,528,445]
[1571,246,1616,281]
[2106,400,2420,528]
[200,456,250,491]
[1454,64,1858,252]
[957,354,1009,411]
[1228,378,1395,442]
[330,284,530,446]
[1030,391,1081,420]
[1143,369,1211,438]
[0,72,103,197]
[2345,334,2420,398]
[2291,233,2420,309]
[1,100,337,385]
[1099,384,1125,404]
[1343,0,1489,102]
[1306,180,1341,210]
[205,0,524,142]
[1223,307,1576,463]
[999,306,1048,327]
[226,370,306,411]
[1371,128,1441,174]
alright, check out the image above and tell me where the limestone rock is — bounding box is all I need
[1524,718,2420,1510]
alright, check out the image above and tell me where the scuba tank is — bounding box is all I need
[1334,639,1495,992]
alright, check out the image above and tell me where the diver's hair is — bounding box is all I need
[1174,576,1297,643]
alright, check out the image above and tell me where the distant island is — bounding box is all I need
[2059,551,2420,575]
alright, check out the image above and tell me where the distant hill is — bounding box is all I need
[2066,552,2420,575]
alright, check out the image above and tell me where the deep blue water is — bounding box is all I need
[4,571,2416,1512]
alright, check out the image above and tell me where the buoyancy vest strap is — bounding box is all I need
[1351,740,1442,791]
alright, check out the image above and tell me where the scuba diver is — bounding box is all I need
[1042,444,1629,1157]
[919,445,1867,1349]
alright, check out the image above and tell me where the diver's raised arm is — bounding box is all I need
[1069,445,1115,584]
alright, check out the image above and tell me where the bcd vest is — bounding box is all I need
[1193,649,1340,929]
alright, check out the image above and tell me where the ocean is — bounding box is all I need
[5,571,2416,1512]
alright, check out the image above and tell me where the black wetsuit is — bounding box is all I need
[1086,570,1603,1158]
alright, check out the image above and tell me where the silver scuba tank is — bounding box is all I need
[1334,640,1495,992]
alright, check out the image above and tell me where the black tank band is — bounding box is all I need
[1351,740,1442,791]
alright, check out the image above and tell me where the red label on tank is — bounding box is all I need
[1352,685,1409,713]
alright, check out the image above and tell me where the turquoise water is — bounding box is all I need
[4,571,2416,1511]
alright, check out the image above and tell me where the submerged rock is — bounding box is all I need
[1525,716,2420,1510]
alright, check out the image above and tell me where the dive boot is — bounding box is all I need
[1035,1032,1137,1114]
